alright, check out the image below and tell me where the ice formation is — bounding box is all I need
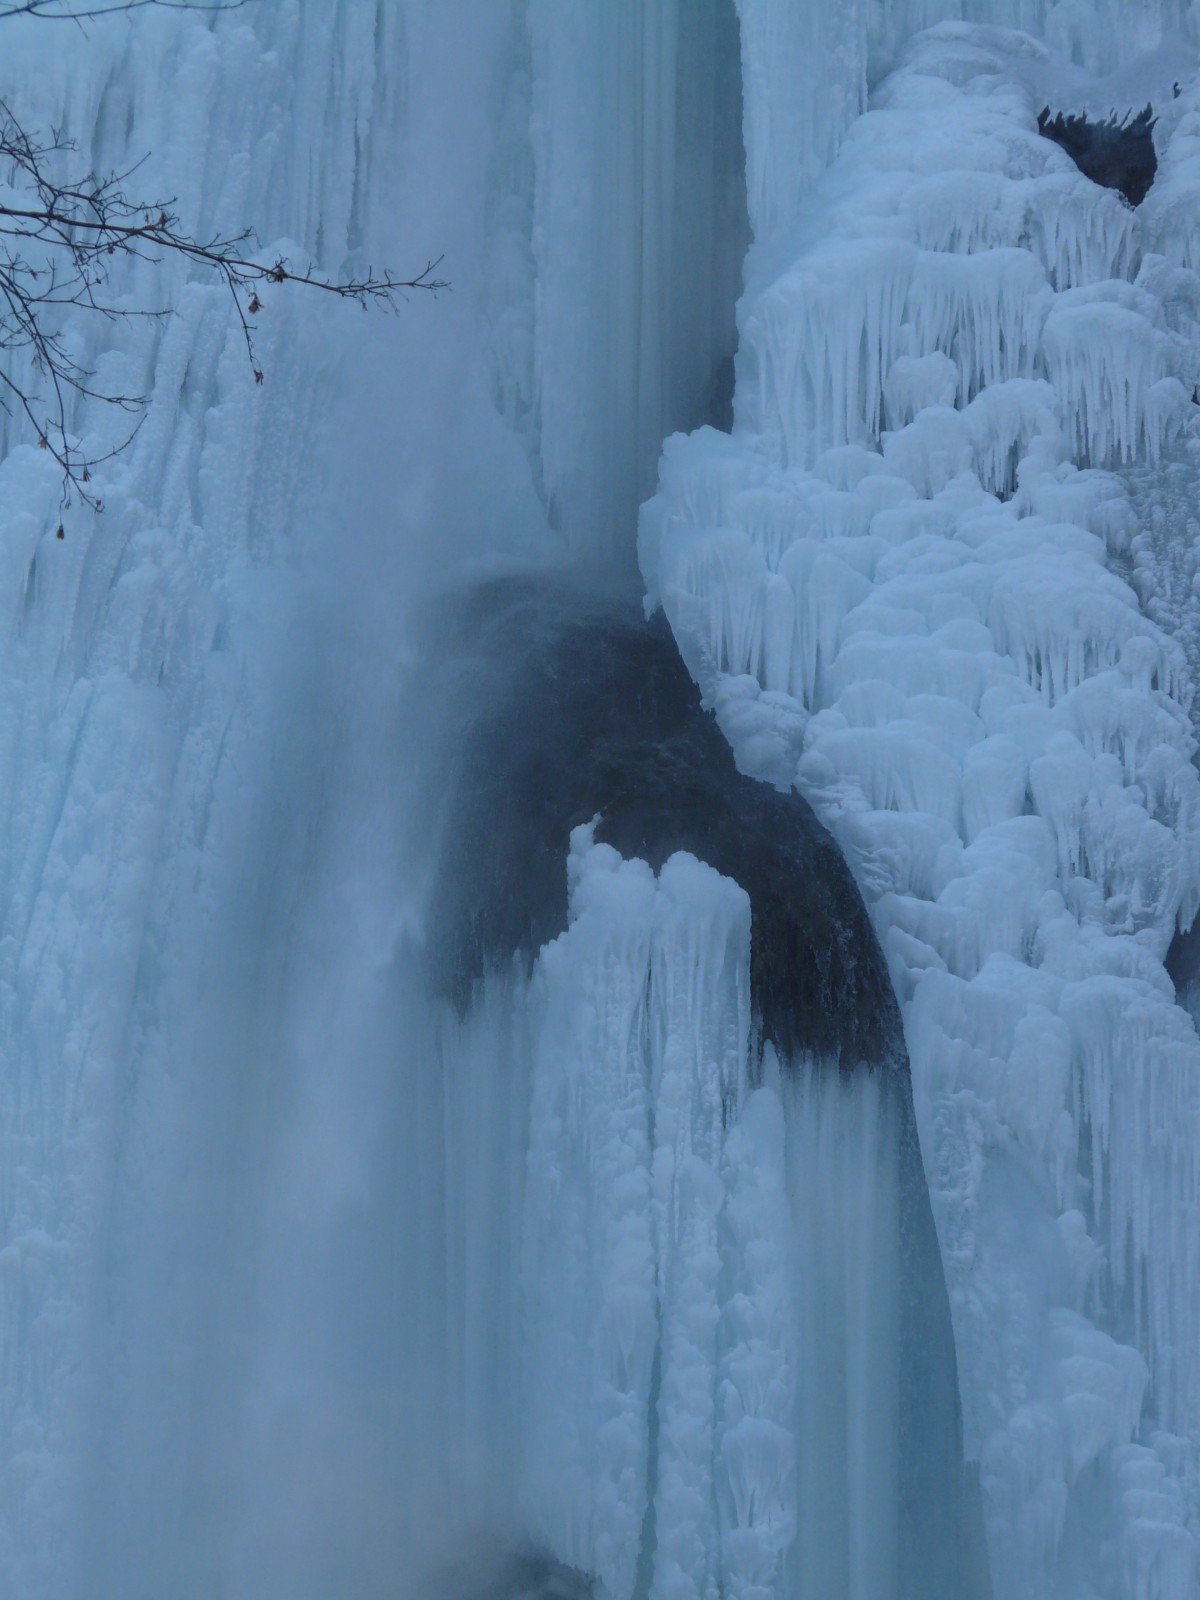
[643,17,1200,1599]
[0,3,1199,1600]
[517,829,980,1600]
[419,575,902,1065]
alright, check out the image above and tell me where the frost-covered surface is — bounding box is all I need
[643,20,1200,1598]
[734,0,1200,243]
[1124,77,1200,738]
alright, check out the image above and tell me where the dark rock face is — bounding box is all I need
[422,573,902,1069]
[436,1550,595,1600]
[1038,104,1157,206]
[1166,914,1200,1025]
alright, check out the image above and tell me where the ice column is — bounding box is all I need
[522,830,797,1600]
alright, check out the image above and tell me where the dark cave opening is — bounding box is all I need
[420,574,902,1071]
[1166,913,1200,1026]
[1037,103,1158,206]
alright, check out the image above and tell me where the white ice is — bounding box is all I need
[643,15,1200,1598]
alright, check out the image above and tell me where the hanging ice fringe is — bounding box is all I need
[645,16,1200,1600]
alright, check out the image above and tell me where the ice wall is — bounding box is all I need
[735,0,1200,244]
[3,3,1199,1599]
[517,0,749,554]
[643,19,1200,1598]
[0,2,753,1595]
[0,4,543,1595]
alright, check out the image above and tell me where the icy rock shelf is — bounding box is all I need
[643,20,1200,1600]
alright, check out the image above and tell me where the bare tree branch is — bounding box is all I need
[0,2,251,22]
[0,1,446,518]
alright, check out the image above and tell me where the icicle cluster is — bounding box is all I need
[643,22,1200,1599]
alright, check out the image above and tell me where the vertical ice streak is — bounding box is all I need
[646,854,750,1600]
[714,1086,795,1600]
[522,836,763,1600]
[784,1064,900,1600]
[522,837,659,1597]
[526,0,748,555]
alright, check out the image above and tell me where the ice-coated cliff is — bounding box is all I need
[643,13,1200,1599]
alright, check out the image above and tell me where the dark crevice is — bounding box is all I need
[1166,915,1200,1024]
[420,574,903,1071]
[439,1550,595,1600]
[1037,104,1157,207]
[699,351,737,434]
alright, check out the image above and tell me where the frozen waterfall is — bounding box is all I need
[0,4,1198,1600]
[643,12,1200,1600]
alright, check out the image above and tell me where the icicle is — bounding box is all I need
[641,17,1200,1595]
[716,1086,796,1600]
[1042,286,1184,467]
[907,247,1052,405]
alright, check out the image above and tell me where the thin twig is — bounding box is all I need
[0,30,447,513]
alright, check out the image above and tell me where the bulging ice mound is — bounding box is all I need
[420,571,903,1069]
